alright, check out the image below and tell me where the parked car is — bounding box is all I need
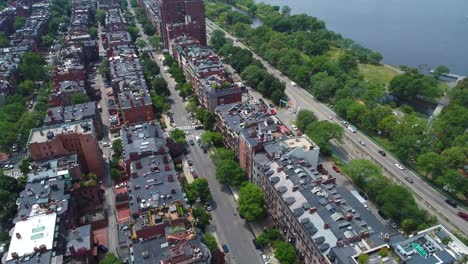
[378,150,387,156]
[222,244,229,253]
[102,142,110,147]
[358,140,366,146]
[261,253,269,262]
[445,199,457,208]
[191,172,198,179]
[205,202,212,211]
[332,165,341,173]
[189,139,195,146]
[395,163,405,170]
[404,177,414,183]
[388,220,398,229]
[457,211,468,221]
[291,125,298,131]
[98,245,108,253]
[195,125,204,130]
[187,160,193,166]
[115,182,126,189]
[252,239,261,249]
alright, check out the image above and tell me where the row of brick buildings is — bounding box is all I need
[99,1,155,126]
[110,121,211,264]
[137,0,206,48]
[3,0,110,262]
[49,0,99,107]
[0,0,51,95]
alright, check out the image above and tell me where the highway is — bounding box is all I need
[126,3,264,263]
[206,19,468,235]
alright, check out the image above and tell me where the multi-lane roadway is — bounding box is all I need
[205,19,468,235]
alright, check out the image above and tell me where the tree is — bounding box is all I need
[143,23,155,35]
[70,93,90,105]
[256,228,281,247]
[345,159,382,190]
[274,241,298,264]
[210,29,227,51]
[185,178,212,203]
[96,10,106,26]
[434,65,450,75]
[152,95,170,114]
[368,52,383,65]
[305,121,343,154]
[135,39,147,49]
[110,168,121,181]
[14,16,26,30]
[337,51,358,73]
[17,80,35,97]
[148,34,160,48]
[100,253,123,264]
[127,26,139,40]
[295,110,317,131]
[211,148,235,165]
[201,131,223,147]
[89,26,98,38]
[0,33,9,48]
[238,183,265,222]
[309,72,338,102]
[170,129,187,145]
[18,52,47,81]
[151,76,169,95]
[192,205,212,230]
[99,58,110,78]
[41,34,54,47]
[216,159,246,186]
[441,146,466,169]
[416,152,444,178]
[281,5,291,16]
[19,158,32,175]
[203,233,218,253]
[357,253,369,264]
[379,247,389,258]
[112,139,123,157]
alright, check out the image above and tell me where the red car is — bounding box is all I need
[457,211,468,221]
[191,172,198,179]
[332,165,341,173]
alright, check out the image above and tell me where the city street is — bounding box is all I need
[125,3,264,262]
[206,19,468,235]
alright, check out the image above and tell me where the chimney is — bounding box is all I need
[345,213,353,221]
[11,252,19,259]
[47,110,53,116]
[309,207,316,214]
[15,233,21,239]
[285,175,289,180]
[292,186,299,192]
[323,223,329,229]
[276,167,283,173]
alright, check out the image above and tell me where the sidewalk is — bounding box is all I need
[230,187,280,264]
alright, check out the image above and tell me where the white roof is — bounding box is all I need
[7,213,57,261]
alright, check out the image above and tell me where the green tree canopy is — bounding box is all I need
[305,120,343,154]
[274,241,298,264]
[70,93,90,105]
[100,253,123,264]
[170,129,187,145]
[112,139,123,157]
[185,178,212,203]
[215,159,246,186]
[295,110,317,131]
[14,16,26,30]
[18,52,47,81]
[238,183,265,222]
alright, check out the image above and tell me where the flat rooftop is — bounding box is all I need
[28,120,94,144]
[7,213,57,261]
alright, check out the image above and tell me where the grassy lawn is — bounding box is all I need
[358,63,399,86]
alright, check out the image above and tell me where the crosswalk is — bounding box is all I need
[6,171,22,178]
[185,134,201,140]
[175,125,198,130]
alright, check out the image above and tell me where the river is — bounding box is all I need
[253,0,468,75]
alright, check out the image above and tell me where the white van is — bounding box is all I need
[290,82,297,87]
